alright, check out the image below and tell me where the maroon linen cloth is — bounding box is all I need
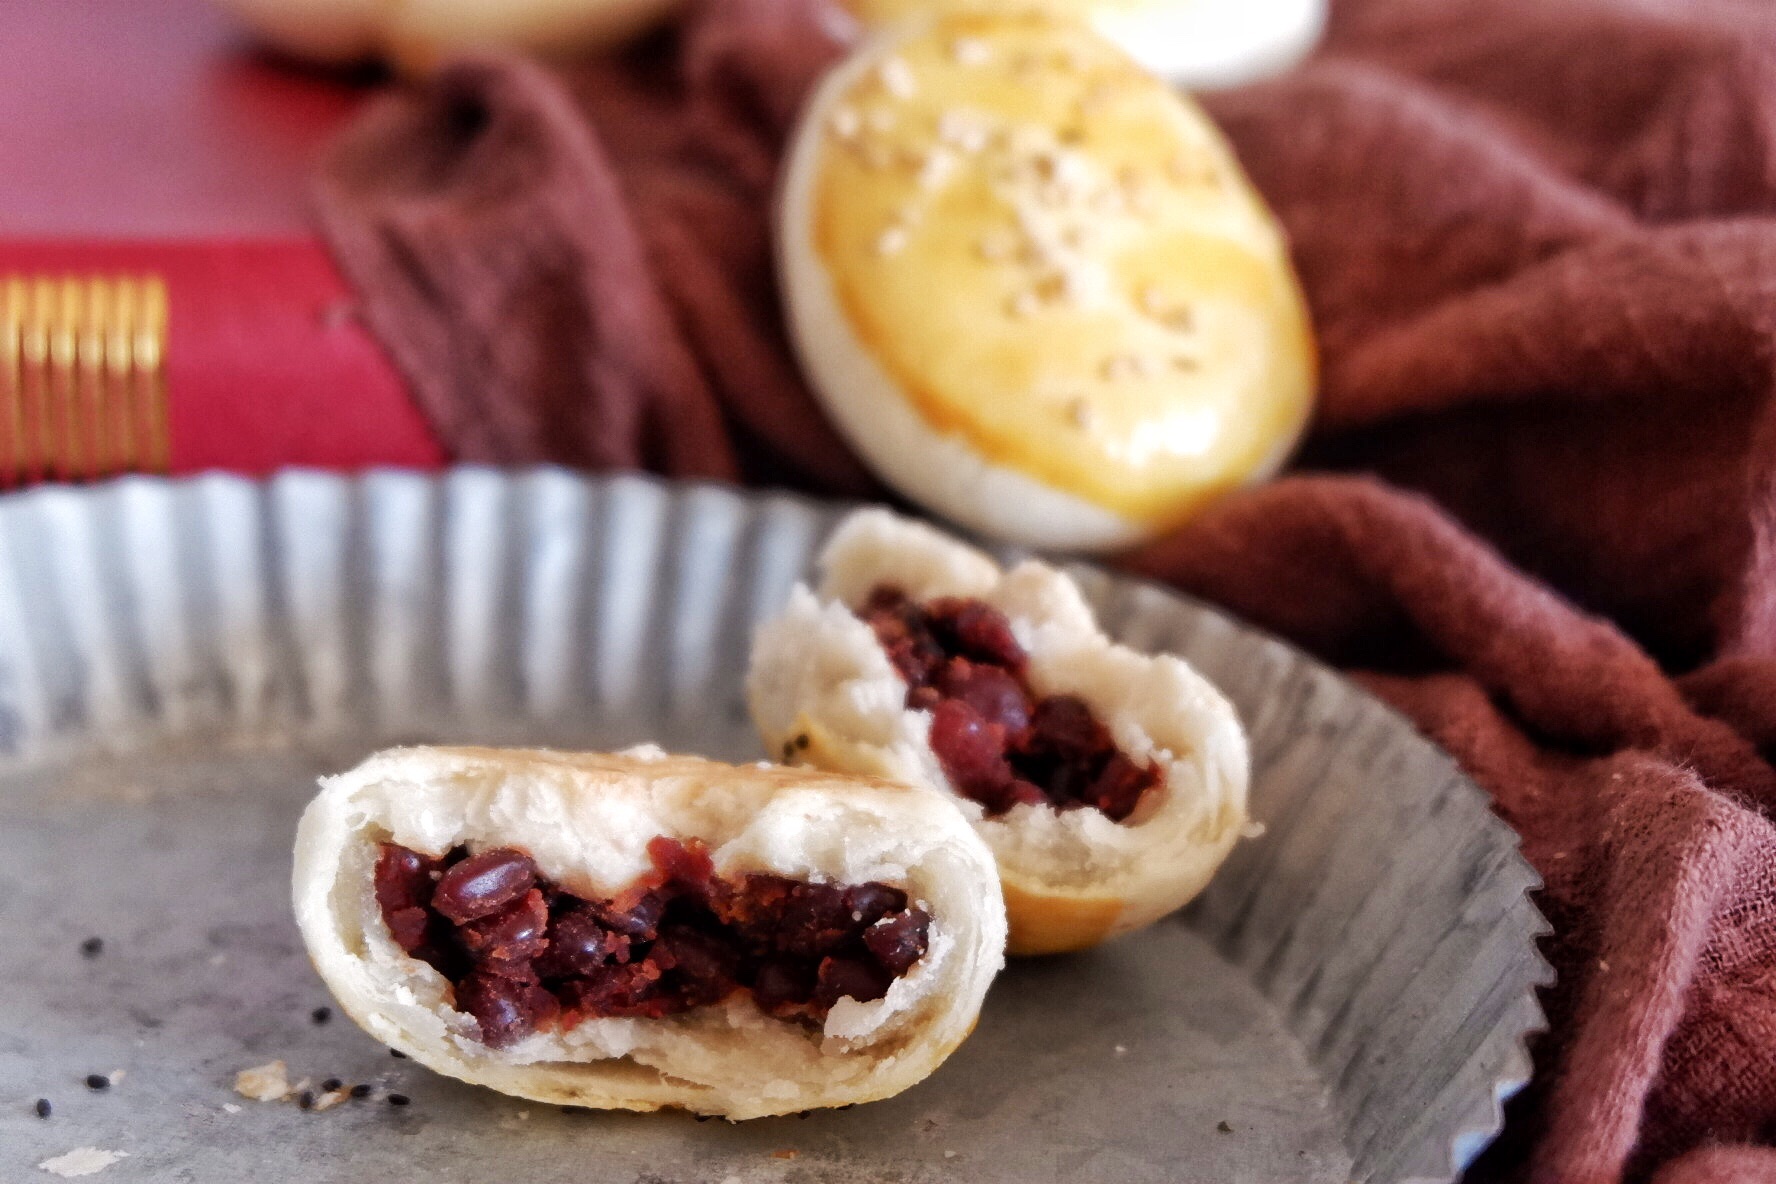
[313,1,1776,1180]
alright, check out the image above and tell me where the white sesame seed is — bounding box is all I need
[917,148,957,191]
[1172,354,1200,371]
[1139,284,1166,315]
[1007,290,1040,319]
[1114,1044,1128,1055]
[949,36,991,66]
[829,106,861,140]
[1066,397,1094,428]
[1166,305,1196,333]
[936,110,991,153]
[878,56,916,99]
[875,225,910,256]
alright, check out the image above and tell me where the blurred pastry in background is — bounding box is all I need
[213,0,679,72]
[777,11,1317,552]
[836,0,1324,88]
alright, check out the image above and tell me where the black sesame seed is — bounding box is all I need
[321,1077,343,1093]
[34,1098,51,1118]
[389,1048,407,1059]
[297,1090,315,1111]
[310,1006,332,1025]
[84,1074,109,1091]
[79,937,103,958]
[349,1084,372,1099]
[794,734,811,750]
[387,1093,411,1107]
[694,1114,713,1123]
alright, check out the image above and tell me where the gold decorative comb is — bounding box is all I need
[0,275,170,486]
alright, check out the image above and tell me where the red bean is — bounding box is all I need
[752,958,816,1013]
[928,598,1026,672]
[844,882,908,928]
[929,699,1016,801]
[864,910,931,976]
[454,968,557,1049]
[812,955,892,1008]
[934,658,1031,732]
[431,848,537,923]
[536,907,627,978]
[374,844,440,915]
[458,889,549,965]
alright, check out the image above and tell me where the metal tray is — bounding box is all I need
[0,470,1547,1183]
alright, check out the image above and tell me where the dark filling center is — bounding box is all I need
[374,837,931,1049]
[857,585,1161,823]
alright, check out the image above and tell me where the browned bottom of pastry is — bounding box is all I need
[373,837,931,1048]
[857,585,1160,821]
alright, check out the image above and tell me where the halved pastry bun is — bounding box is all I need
[747,509,1249,955]
[293,745,1005,1118]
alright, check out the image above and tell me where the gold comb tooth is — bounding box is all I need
[106,277,138,477]
[24,279,54,484]
[137,277,170,476]
[1,278,22,485]
[77,278,108,483]
[52,278,82,481]
[0,274,170,484]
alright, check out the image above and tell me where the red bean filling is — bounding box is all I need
[858,585,1161,823]
[373,838,931,1049]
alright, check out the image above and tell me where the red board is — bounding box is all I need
[0,1,442,475]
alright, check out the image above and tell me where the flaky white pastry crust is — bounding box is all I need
[293,745,1005,1118]
[748,509,1249,954]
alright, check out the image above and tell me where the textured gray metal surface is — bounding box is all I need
[0,470,1547,1183]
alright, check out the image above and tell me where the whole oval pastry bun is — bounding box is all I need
[293,745,1006,1118]
[212,0,678,72]
[776,11,1317,553]
[747,509,1251,955]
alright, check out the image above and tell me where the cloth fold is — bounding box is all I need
[314,1,1776,1179]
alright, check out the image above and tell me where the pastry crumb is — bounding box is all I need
[1114,1044,1128,1055]
[311,1089,349,1112]
[37,1148,129,1178]
[221,1103,241,1114]
[771,1149,799,1160]
[234,1060,291,1102]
